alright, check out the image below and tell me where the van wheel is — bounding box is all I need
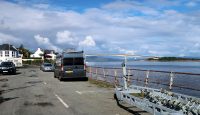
[59,76,63,81]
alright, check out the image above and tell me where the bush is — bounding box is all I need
[23,59,43,66]
[22,59,55,66]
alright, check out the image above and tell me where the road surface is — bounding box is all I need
[0,66,150,115]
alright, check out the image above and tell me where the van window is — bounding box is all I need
[63,58,73,65]
[74,58,84,65]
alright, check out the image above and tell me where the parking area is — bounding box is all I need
[0,66,149,115]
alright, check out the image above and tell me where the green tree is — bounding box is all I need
[18,44,32,58]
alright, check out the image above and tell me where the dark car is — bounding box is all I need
[0,62,16,75]
[40,63,54,72]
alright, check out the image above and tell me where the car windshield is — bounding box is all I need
[44,63,52,66]
[1,62,13,66]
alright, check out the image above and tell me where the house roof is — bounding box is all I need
[33,48,43,55]
[44,50,55,54]
[0,44,18,51]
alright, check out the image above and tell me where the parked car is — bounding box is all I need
[54,51,86,81]
[0,62,16,75]
[40,63,54,72]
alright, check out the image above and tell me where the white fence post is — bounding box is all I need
[89,67,92,78]
[169,72,174,90]
[96,68,98,79]
[145,70,150,87]
[103,68,106,81]
[122,60,128,90]
[114,69,118,86]
[127,69,131,86]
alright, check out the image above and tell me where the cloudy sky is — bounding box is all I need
[0,0,200,57]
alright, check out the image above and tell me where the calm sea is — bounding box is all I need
[87,61,200,97]
[87,61,200,73]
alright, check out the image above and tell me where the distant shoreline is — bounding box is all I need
[146,60,200,62]
[147,57,200,62]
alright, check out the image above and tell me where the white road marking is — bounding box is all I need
[75,91,82,95]
[43,82,47,85]
[54,94,69,109]
[83,91,95,93]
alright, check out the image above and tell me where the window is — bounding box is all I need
[5,51,9,57]
[55,59,61,67]
[0,51,2,57]
[74,58,84,65]
[63,58,73,66]
[12,51,15,57]
[44,63,52,66]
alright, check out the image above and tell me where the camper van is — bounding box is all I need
[54,51,86,81]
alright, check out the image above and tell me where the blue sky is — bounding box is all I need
[1,0,200,57]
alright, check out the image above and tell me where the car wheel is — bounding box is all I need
[13,70,16,75]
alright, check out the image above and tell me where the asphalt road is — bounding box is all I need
[0,66,150,115]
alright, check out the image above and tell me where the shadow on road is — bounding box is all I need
[11,72,21,75]
[26,81,43,84]
[0,78,8,82]
[0,96,19,104]
[114,94,147,115]
[24,101,54,107]
[1,83,9,88]
[61,77,88,82]
[1,72,22,76]
[0,85,35,94]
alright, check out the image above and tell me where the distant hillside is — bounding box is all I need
[85,56,143,62]
[147,57,200,61]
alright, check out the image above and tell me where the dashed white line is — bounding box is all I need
[75,91,82,95]
[54,94,69,109]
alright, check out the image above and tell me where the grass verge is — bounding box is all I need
[88,78,114,88]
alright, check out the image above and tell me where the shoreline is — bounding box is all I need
[146,60,200,62]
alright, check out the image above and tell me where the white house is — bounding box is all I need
[0,44,23,67]
[30,48,57,60]
[30,48,44,59]
[44,50,56,60]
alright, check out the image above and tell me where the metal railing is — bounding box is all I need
[86,66,200,97]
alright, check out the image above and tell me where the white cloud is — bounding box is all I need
[186,2,197,7]
[114,47,137,55]
[194,43,200,48]
[79,36,96,47]
[34,35,49,45]
[102,1,159,15]
[148,50,158,55]
[34,34,61,52]
[33,4,50,9]
[56,30,76,45]
[0,32,21,44]
[0,1,200,56]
